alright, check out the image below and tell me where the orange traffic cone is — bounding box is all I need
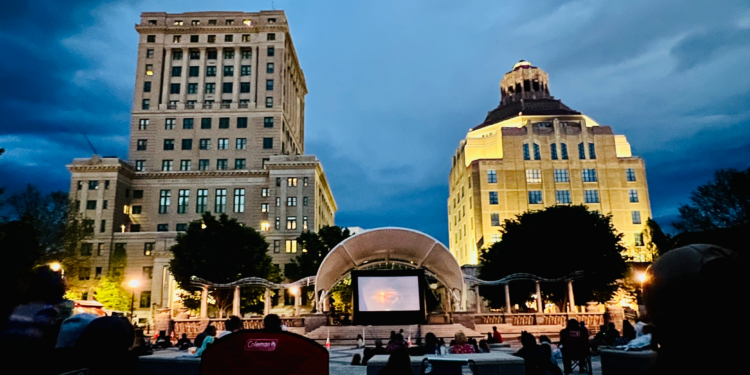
[407,335,412,347]
[326,330,331,349]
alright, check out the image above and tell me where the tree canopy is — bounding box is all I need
[478,205,628,307]
[284,226,351,281]
[169,212,279,316]
[673,168,750,232]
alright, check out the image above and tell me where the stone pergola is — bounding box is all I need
[464,270,584,313]
[190,275,316,317]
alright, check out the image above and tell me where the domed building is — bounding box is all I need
[448,61,652,265]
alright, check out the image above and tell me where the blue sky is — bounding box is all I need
[1,0,749,243]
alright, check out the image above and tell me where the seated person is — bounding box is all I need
[560,319,590,374]
[615,325,653,351]
[263,314,283,332]
[386,334,407,353]
[177,333,193,350]
[217,316,242,338]
[362,340,386,365]
[513,332,562,375]
[492,326,504,343]
[449,331,475,354]
[193,326,217,357]
[155,330,172,348]
[479,339,492,353]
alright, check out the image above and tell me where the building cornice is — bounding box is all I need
[135,170,269,179]
[134,25,288,34]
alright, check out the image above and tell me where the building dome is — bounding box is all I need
[512,60,532,70]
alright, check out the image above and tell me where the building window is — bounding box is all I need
[206,66,217,76]
[198,159,209,170]
[263,138,273,149]
[216,159,228,170]
[146,48,154,58]
[78,268,91,281]
[578,143,586,159]
[238,82,251,93]
[102,200,108,209]
[171,66,182,77]
[181,139,192,150]
[199,139,211,150]
[99,220,106,233]
[163,139,175,150]
[523,144,530,160]
[196,189,208,213]
[261,203,268,213]
[137,139,147,151]
[287,178,298,187]
[165,118,176,130]
[554,169,569,183]
[233,189,245,213]
[267,33,276,41]
[267,63,274,73]
[285,240,297,253]
[205,83,217,94]
[133,190,144,199]
[266,79,274,91]
[180,160,191,171]
[489,192,499,205]
[216,117,228,129]
[222,82,233,93]
[533,143,541,160]
[287,197,297,206]
[212,189,227,213]
[261,188,269,197]
[188,66,200,78]
[276,197,281,207]
[161,160,173,171]
[223,65,234,77]
[584,190,599,203]
[132,205,142,214]
[275,217,280,230]
[86,200,96,210]
[240,65,252,77]
[177,190,189,214]
[303,177,309,186]
[159,190,171,214]
[491,213,500,226]
[235,138,247,150]
[629,189,639,203]
[626,168,636,182]
[182,118,194,129]
[267,46,275,56]
[138,119,149,130]
[241,48,251,58]
[80,243,93,256]
[143,81,151,92]
[303,216,309,230]
[588,143,597,159]
[487,170,497,183]
[273,240,280,253]
[264,117,274,128]
[634,232,644,247]
[265,97,273,108]
[145,64,154,75]
[189,49,201,59]
[582,169,597,182]
[556,190,571,204]
[207,35,216,43]
[147,35,156,42]
[528,191,543,204]
[218,138,229,150]
[234,159,246,170]
[632,211,642,224]
[551,144,558,160]
[187,83,198,94]
[525,169,541,184]
[142,99,150,110]
[303,197,308,206]
[135,160,145,171]
[561,143,569,160]
[286,218,297,230]
[173,35,181,43]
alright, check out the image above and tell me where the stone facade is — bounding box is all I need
[448,61,652,266]
[66,11,337,321]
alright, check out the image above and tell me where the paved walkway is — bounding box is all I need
[327,346,603,375]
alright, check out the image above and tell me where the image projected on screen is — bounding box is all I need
[358,276,420,312]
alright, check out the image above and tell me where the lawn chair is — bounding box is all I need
[200,330,328,375]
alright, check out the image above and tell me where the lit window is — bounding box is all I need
[275,217,280,230]
[490,234,501,243]
[525,169,541,184]
[489,192,499,205]
[487,170,497,183]
[554,169,569,183]
[261,188,269,197]
[261,203,268,213]
[138,119,149,130]
[287,178,298,187]
[145,64,153,76]
[303,217,308,230]
[528,191,543,204]
[286,217,297,230]
[243,19,252,26]
[285,240,297,253]
[173,35,181,43]
[260,222,270,231]
[287,197,297,206]
[584,190,599,203]
[556,190,571,204]
[144,243,154,256]
[218,138,229,150]
[174,20,183,26]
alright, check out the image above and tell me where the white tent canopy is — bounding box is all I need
[314,227,464,295]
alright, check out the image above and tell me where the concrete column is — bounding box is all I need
[504,284,512,313]
[567,280,576,313]
[264,288,271,316]
[323,291,330,312]
[277,288,285,307]
[232,47,240,105]
[314,289,320,314]
[178,48,188,106]
[200,286,209,319]
[196,48,206,104]
[232,286,241,317]
[161,48,172,108]
[293,289,300,317]
[474,285,482,313]
[535,281,543,313]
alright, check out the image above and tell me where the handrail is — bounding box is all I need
[464,270,583,286]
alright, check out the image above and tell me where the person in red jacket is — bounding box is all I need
[492,326,504,343]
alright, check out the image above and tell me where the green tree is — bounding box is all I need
[94,276,131,311]
[478,205,628,308]
[169,212,279,316]
[0,220,45,324]
[331,277,353,312]
[644,218,672,258]
[285,226,351,281]
[673,168,750,232]
[7,185,70,253]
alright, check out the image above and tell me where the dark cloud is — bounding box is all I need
[671,28,750,72]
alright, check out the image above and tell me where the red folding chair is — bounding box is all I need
[200,330,329,375]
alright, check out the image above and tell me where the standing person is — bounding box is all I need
[492,326,504,343]
[450,331,475,354]
[378,348,414,375]
[194,326,217,357]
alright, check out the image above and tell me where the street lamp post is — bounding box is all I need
[128,279,140,324]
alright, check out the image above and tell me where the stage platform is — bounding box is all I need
[305,324,484,346]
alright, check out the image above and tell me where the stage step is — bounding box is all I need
[305,324,484,345]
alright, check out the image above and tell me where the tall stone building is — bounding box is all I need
[67,11,337,321]
[448,61,651,266]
